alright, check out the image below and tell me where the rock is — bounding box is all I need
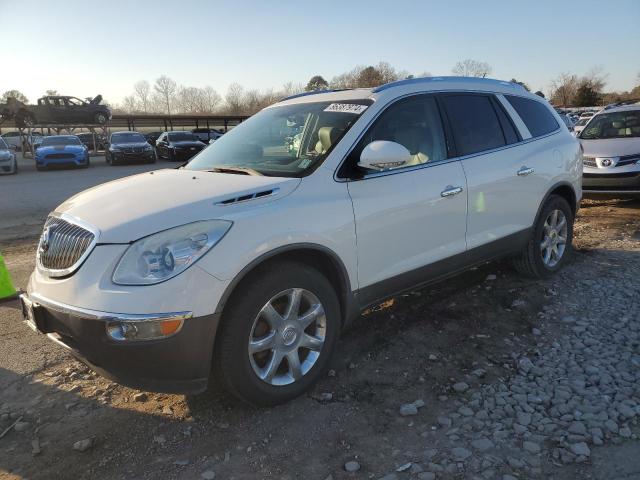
[485,274,497,281]
[568,421,587,435]
[523,441,541,454]
[428,354,438,361]
[31,438,41,456]
[459,406,474,417]
[13,421,30,432]
[132,392,148,402]
[414,399,425,408]
[516,412,532,426]
[471,438,494,451]
[344,461,360,472]
[396,462,412,472]
[200,471,215,480]
[73,438,93,452]
[518,357,534,373]
[174,459,190,466]
[503,475,518,480]
[453,382,469,393]
[418,473,435,480]
[400,404,418,416]
[532,328,542,336]
[604,419,619,433]
[471,368,487,378]
[619,426,632,438]
[569,442,590,457]
[437,416,452,428]
[451,447,472,461]
[162,406,173,415]
[319,392,333,402]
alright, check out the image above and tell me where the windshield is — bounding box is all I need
[580,110,640,139]
[42,136,81,146]
[186,100,372,177]
[575,117,590,126]
[169,132,200,142]
[112,133,146,143]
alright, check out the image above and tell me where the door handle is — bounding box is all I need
[441,186,463,197]
[517,166,534,177]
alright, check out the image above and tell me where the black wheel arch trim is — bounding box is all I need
[534,181,578,225]
[214,243,359,327]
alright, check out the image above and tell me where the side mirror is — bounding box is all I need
[358,140,411,171]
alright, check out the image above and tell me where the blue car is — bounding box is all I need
[35,135,89,170]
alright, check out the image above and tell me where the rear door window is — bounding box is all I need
[441,94,506,156]
[505,95,559,137]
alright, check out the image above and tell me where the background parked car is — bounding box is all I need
[1,132,24,151]
[34,135,89,170]
[573,116,591,136]
[0,131,43,152]
[77,132,106,151]
[155,131,205,161]
[559,114,575,132]
[144,131,164,146]
[0,137,18,175]
[4,95,111,127]
[106,131,156,165]
[191,128,223,144]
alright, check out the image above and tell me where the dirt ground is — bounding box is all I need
[0,197,639,480]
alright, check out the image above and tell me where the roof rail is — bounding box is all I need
[280,89,335,101]
[372,76,526,93]
[603,98,640,110]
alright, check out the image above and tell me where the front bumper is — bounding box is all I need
[36,155,88,167]
[111,151,155,163]
[20,292,220,394]
[171,148,203,161]
[582,171,640,195]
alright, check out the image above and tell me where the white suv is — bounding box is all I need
[20,77,582,405]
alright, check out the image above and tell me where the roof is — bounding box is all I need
[276,76,532,107]
[599,103,640,114]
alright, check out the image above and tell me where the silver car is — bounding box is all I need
[579,104,640,197]
[0,137,17,174]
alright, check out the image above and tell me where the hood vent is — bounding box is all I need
[216,188,280,205]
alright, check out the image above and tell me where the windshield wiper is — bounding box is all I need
[207,166,263,176]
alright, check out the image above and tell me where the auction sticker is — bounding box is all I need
[324,103,368,114]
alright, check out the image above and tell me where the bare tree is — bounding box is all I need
[452,59,493,78]
[1,89,28,103]
[122,95,138,113]
[225,83,245,115]
[549,73,579,106]
[582,66,608,93]
[202,86,221,112]
[153,75,177,115]
[134,80,151,113]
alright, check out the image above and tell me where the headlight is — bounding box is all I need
[112,220,232,285]
[144,144,153,151]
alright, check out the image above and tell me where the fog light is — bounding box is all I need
[106,318,184,341]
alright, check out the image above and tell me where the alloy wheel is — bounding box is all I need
[248,288,326,386]
[540,209,567,268]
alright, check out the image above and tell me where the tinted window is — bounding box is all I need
[505,95,559,137]
[442,95,505,155]
[345,95,447,175]
[492,99,520,144]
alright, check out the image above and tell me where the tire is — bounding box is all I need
[12,159,18,175]
[94,112,108,125]
[513,195,573,278]
[213,261,341,406]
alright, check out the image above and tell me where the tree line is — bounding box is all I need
[2,61,639,116]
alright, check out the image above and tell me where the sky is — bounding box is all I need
[1,0,638,105]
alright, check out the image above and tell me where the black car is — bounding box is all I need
[191,128,223,144]
[21,95,111,126]
[144,131,164,146]
[155,132,206,161]
[77,132,106,151]
[106,131,156,165]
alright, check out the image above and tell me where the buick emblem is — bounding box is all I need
[39,226,52,253]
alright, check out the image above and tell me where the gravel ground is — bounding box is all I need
[0,197,639,480]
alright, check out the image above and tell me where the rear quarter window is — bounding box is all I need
[505,95,559,137]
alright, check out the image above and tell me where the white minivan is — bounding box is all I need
[20,77,582,405]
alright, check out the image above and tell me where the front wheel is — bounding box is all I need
[213,262,341,406]
[513,195,574,278]
[94,112,108,125]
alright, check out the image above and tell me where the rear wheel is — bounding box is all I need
[213,262,340,406]
[94,112,108,125]
[513,195,573,278]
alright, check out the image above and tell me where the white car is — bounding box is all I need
[0,136,17,174]
[20,77,582,405]
[579,104,640,196]
[573,116,591,136]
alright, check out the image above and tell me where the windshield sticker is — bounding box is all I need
[324,103,368,114]
[298,158,313,169]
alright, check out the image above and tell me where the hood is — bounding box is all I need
[36,145,85,155]
[112,142,150,149]
[580,137,640,157]
[171,140,205,147]
[55,168,301,243]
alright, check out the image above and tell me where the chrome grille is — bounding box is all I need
[37,215,97,277]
